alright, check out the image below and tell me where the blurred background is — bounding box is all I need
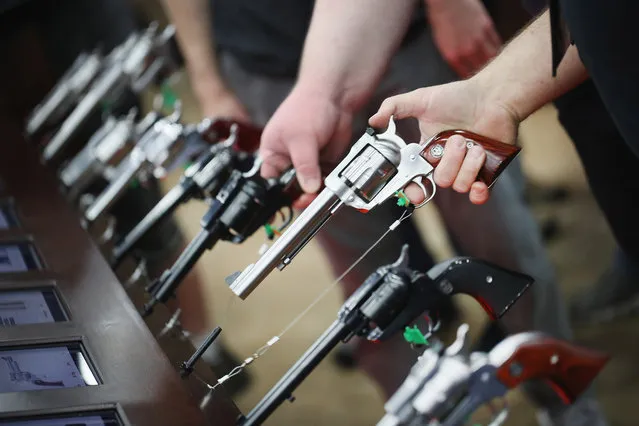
[1,0,637,425]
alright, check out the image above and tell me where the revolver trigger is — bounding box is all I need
[445,323,470,357]
[242,155,262,178]
[277,206,294,232]
[411,175,436,209]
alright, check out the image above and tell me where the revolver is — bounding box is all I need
[237,245,533,426]
[58,107,140,202]
[228,117,520,299]
[110,119,263,269]
[42,23,179,163]
[379,324,609,426]
[81,105,193,224]
[25,49,103,141]
[141,158,299,317]
[58,94,182,203]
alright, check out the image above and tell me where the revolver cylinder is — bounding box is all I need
[338,141,400,203]
[26,50,103,139]
[219,180,266,236]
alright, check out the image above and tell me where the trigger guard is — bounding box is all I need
[413,175,437,209]
[242,155,262,178]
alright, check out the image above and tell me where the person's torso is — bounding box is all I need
[212,0,425,78]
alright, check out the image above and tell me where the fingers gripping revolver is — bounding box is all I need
[229,117,520,299]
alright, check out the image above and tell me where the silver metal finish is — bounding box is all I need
[59,109,137,200]
[43,64,125,161]
[83,153,145,223]
[324,117,435,211]
[378,325,571,426]
[42,23,167,162]
[26,50,103,137]
[487,331,544,367]
[229,116,440,299]
[229,188,341,299]
[192,149,233,189]
[429,144,444,159]
[377,346,443,426]
[83,118,185,223]
[411,327,473,418]
[59,116,118,187]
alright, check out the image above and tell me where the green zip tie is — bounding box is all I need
[182,161,193,171]
[403,325,429,346]
[395,190,410,207]
[129,179,140,189]
[264,223,275,239]
[161,83,178,109]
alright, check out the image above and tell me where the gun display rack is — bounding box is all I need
[0,118,239,425]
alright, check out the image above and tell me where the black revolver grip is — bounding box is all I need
[429,257,533,319]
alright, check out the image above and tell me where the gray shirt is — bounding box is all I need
[211,0,425,78]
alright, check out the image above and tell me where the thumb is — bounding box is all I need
[368,89,426,128]
[289,141,322,194]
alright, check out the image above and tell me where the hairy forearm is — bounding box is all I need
[296,0,415,112]
[475,9,587,121]
[161,0,224,91]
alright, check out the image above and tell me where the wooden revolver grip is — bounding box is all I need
[495,338,610,404]
[422,130,520,188]
[199,118,263,153]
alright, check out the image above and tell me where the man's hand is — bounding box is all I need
[193,78,251,123]
[260,87,353,208]
[369,79,519,205]
[427,0,502,78]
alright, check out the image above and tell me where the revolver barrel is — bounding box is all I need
[43,64,125,163]
[228,188,341,299]
[26,51,103,138]
[111,182,192,267]
[84,153,145,223]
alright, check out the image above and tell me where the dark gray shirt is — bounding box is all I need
[212,0,314,77]
[211,0,425,78]
[521,0,547,14]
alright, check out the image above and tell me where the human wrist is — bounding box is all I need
[471,71,528,125]
[292,80,347,113]
[294,77,370,116]
[190,69,230,101]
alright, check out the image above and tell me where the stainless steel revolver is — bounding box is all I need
[58,94,176,203]
[25,49,103,140]
[59,108,139,202]
[42,23,178,163]
[82,105,188,224]
[378,324,609,426]
[228,117,520,299]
